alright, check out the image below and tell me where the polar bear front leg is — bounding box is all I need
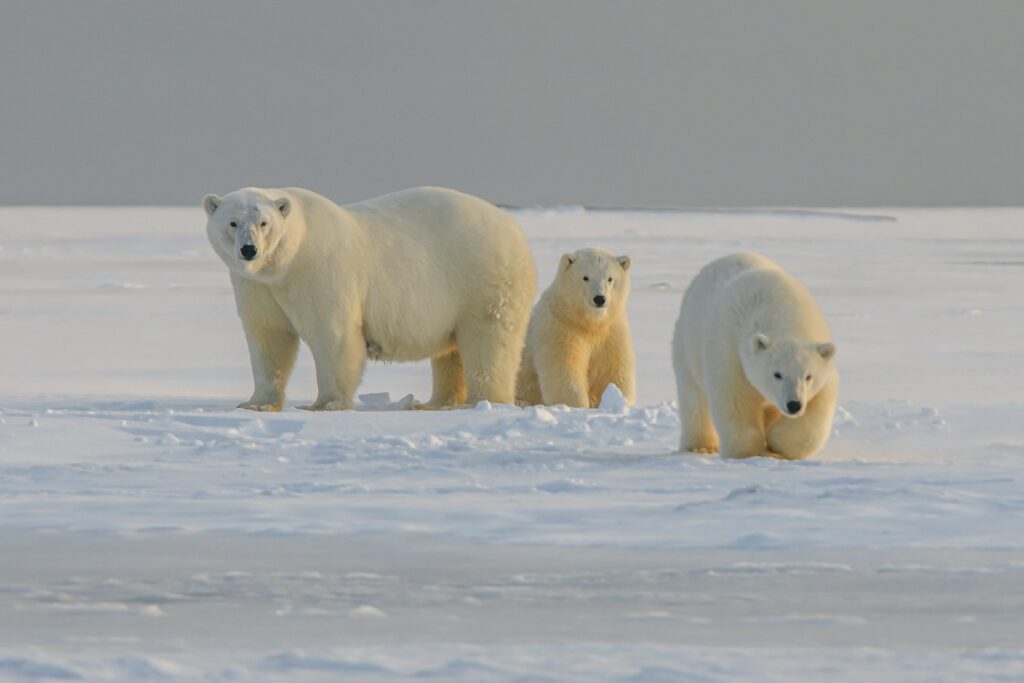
[233,279,299,412]
[239,322,300,411]
[709,385,778,459]
[534,336,590,408]
[766,376,838,460]
[589,323,636,406]
[300,326,367,411]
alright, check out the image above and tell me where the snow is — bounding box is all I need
[1,205,1023,680]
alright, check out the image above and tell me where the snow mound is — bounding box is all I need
[599,383,629,413]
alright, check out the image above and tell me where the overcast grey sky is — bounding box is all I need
[1,1,1022,207]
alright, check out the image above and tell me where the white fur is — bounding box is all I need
[517,247,635,408]
[671,252,838,460]
[204,186,537,411]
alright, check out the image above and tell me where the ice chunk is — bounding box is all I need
[358,392,391,409]
[599,383,628,413]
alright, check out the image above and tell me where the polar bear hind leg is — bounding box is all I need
[426,349,468,408]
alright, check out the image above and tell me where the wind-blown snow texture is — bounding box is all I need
[1,206,1023,681]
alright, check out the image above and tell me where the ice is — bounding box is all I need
[598,383,629,413]
[1,206,1023,680]
[358,392,393,409]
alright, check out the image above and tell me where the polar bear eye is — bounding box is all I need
[805,374,812,382]
[607,277,613,283]
[773,372,782,380]
[260,220,267,227]
[229,221,237,228]
[583,276,589,282]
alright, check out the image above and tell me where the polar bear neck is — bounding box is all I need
[268,197,370,290]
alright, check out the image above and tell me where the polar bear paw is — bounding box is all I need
[414,401,470,411]
[237,401,282,412]
[721,449,789,460]
[297,399,353,411]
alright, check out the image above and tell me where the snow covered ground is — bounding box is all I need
[1,205,1023,681]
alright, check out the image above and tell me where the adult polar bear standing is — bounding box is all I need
[204,186,536,411]
[672,252,838,460]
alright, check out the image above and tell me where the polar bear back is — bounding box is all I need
[347,187,535,360]
[287,185,529,286]
[344,187,528,275]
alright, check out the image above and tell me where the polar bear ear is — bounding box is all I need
[617,255,632,271]
[274,197,291,217]
[560,253,575,271]
[202,194,221,216]
[818,342,836,360]
[751,333,772,352]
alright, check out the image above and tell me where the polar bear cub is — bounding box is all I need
[672,252,838,460]
[204,186,536,411]
[517,248,635,408]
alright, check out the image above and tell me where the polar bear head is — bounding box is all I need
[740,334,836,417]
[557,247,632,321]
[203,188,300,282]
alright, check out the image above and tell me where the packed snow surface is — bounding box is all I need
[1,205,1023,680]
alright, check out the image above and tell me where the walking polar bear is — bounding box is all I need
[517,247,636,408]
[672,252,838,460]
[204,186,536,411]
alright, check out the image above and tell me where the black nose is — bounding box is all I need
[786,400,802,415]
[593,295,606,307]
[240,244,257,260]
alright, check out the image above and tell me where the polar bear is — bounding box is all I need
[516,248,635,408]
[204,186,536,411]
[671,252,838,460]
